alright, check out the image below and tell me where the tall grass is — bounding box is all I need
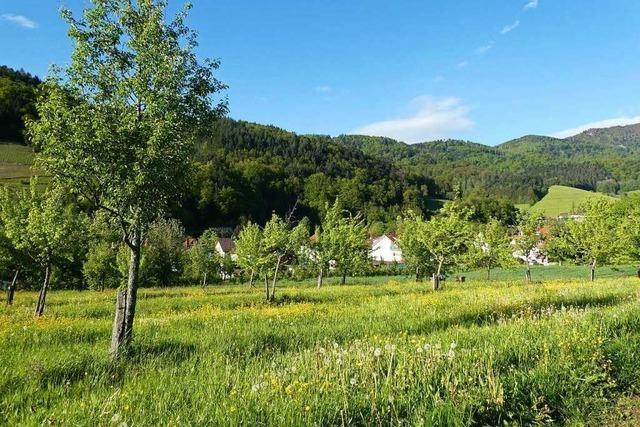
[2,278,640,425]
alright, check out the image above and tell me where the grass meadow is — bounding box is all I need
[2,274,640,426]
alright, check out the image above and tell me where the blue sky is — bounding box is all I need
[2,0,639,145]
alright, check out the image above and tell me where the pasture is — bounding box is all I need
[2,276,640,426]
[529,185,616,217]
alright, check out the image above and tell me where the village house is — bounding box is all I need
[369,234,404,265]
[215,237,237,261]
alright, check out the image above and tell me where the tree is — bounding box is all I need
[0,181,88,315]
[143,218,186,286]
[543,218,578,265]
[261,214,309,300]
[235,223,264,288]
[397,211,433,281]
[469,219,515,280]
[423,204,474,290]
[568,199,622,281]
[514,213,543,283]
[187,229,220,286]
[319,200,368,286]
[28,0,227,358]
[84,242,121,291]
[0,225,25,305]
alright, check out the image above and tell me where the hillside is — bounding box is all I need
[0,142,36,187]
[529,185,616,217]
[3,63,640,228]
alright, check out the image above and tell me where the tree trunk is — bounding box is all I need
[110,235,141,359]
[317,266,324,289]
[525,265,532,283]
[249,270,255,288]
[341,271,346,285]
[432,259,443,291]
[6,269,18,306]
[34,263,51,317]
[590,259,596,282]
[202,271,208,287]
[415,267,420,282]
[270,256,282,300]
[487,267,491,281]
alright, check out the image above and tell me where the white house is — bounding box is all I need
[215,238,237,262]
[369,234,403,265]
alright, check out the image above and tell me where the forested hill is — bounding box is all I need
[2,63,640,233]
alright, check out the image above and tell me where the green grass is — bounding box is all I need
[530,185,617,217]
[3,276,640,425]
[0,142,47,187]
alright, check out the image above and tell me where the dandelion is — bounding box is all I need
[447,349,455,360]
[305,406,311,412]
[423,343,432,351]
[333,342,339,349]
[416,346,423,353]
[450,341,457,350]
[374,348,382,357]
[319,347,326,354]
[350,377,357,386]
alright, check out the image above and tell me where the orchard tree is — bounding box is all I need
[543,218,578,265]
[397,211,432,281]
[470,219,515,280]
[235,222,265,288]
[187,229,220,286]
[0,224,26,305]
[262,214,309,300]
[143,218,186,286]
[319,200,368,286]
[515,213,543,283]
[28,0,227,357]
[569,199,622,281]
[0,181,88,316]
[423,204,474,290]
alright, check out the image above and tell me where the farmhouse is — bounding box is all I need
[215,237,237,261]
[369,234,403,265]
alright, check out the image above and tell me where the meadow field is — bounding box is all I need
[2,276,640,426]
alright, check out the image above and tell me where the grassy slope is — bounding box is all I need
[530,185,616,217]
[3,277,640,425]
[0,142,48,187]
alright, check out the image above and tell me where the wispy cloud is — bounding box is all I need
[524,0,539,10]
[501,20,520,35]
[0,13,38,29]
[314,85,333,94]
[352,96,474,144]
[475,41,495,55]
[552,116,640,138]
[456,60,469,69]
[432,75,444,83]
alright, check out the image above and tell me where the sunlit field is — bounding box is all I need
[3,277,640,426]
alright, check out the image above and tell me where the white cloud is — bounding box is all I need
[501,20,520,35]
[524,0,539,10]
[1,13,38,29]
[552,116,640,138]
[476,41,495,55]
[456,60,468,69]
[314,85,333,93]
[432,75,444,83]
[352,96,474,144]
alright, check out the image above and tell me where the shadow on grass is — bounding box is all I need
[127,339,198,365]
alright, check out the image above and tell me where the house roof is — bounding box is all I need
[370,233,399,246]
[217,237,236,254]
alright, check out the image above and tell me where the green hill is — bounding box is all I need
[529,185,616,217]
[0,142,36,187]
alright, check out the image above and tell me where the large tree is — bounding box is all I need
[28,0,227,357]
